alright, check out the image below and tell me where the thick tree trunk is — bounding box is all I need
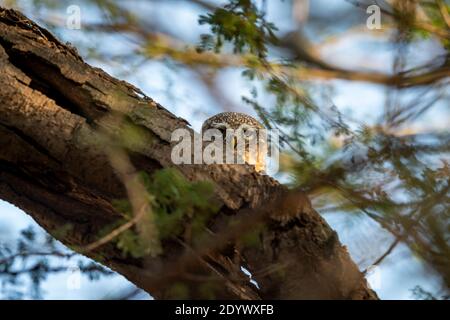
[0,7,377,299]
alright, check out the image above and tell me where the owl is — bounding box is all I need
[201,112,267,172]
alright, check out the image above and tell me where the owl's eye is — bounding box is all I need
[240,126,257,140]
[242,129,251,138]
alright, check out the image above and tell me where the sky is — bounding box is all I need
[0,0,448,299]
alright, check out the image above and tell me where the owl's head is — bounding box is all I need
[202,112,267,172]
[202,112,264,140]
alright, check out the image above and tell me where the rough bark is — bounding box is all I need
[0,7,377,299]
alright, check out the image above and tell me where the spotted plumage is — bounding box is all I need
[202,112,264,132]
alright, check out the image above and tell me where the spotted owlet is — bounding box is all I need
[201,112,267,172]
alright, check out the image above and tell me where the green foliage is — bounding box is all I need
[143,168,219,240]
[413,1,450,44]
[242,87,313,161]
[116,230,149,259]
[99,203,153,259]
[51,223,74,240]
[111,199,133,217]
[109,168,219,258]
[240,225,263,248]
[198,0,277,57]
[198,281,221,300]
[167,282,190,299]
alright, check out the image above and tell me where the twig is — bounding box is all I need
[81,208,147,253]
[81,117,160,254]
[362,237,401,274]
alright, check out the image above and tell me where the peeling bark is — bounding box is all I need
[0,8,377,299]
